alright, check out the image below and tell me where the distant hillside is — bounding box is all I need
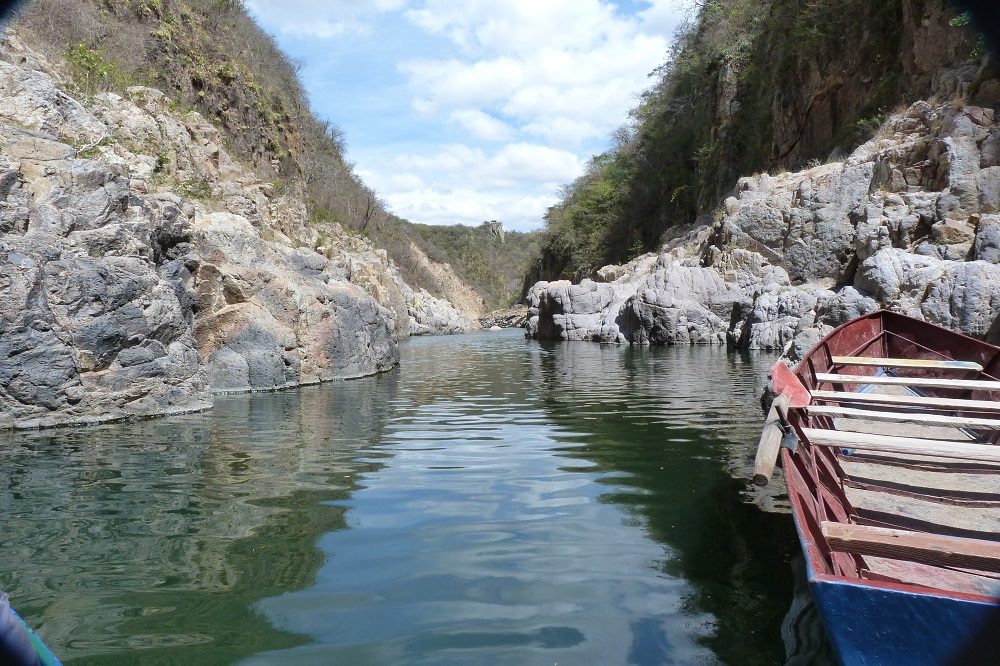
[527,0,991,286]
[11,0,528,314]
[405,221,542,310]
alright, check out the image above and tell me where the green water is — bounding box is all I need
[0,331,826,664]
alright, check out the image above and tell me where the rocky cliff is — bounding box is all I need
[528,0,990,284]
[0,33,470,429]
[526,100,1000,352]
[8,0,519,328]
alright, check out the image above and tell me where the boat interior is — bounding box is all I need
[781,312,1000,600]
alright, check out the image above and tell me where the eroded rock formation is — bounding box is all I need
[0,33,470,428]
[527,101,1000,351]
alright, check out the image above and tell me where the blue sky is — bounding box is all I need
[243,0,691,231]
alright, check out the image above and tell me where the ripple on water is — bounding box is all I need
[0,331,829,665]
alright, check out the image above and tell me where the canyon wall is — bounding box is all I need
[0,34,468,428]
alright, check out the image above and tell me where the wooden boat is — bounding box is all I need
[753,310,1000,665]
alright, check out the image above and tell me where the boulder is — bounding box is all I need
[406,287,470,336]
[972,214,1000,263]
[729,284,834,351]
[857,248,1000,341]
[815,287,879,328]
[526,279,634,342]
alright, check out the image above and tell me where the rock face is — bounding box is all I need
[527,101,1000,350]
[336,240,473,337]
[0,34,467,428]
[393,238,486,325]
[189,212,399,393]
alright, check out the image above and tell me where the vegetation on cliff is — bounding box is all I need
[528,0,985,285]
[12,0,533,312]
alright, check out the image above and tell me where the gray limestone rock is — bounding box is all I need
[406,287,470,335]
[783,326,834,365]
[972,215,1000,263]
[620,264,740,344]
[191,212,399,392]
[815,287,879,328]
[857,248,1000,341]
[0,45,419,428]
[729,284,834,351]
[527,101,1000,354]
[526,279,633,342]
[0,231,210,428]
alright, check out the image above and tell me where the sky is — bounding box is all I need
[243,0,691,232]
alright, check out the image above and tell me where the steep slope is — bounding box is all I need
[528,0,991,284]
[9,0,504,321]
[405,221,542,310]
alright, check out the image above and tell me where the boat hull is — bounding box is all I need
[808,564,999,665]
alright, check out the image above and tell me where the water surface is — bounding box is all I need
[0,331,815,664]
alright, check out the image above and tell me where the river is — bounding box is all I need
[0,330,833,664]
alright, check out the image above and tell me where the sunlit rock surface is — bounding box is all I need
[527,102,1000,350]
[0,33,475,427]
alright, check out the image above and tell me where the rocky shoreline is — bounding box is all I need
[525,101,1000,358]
[0,34,474,429]
[478,305,528,329]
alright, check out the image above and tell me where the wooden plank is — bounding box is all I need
[811,389,1000,413]
[801,427,1000,463]
[831,356,983,372]
[807,405,1000,430]
[815,373,1000,392]
[821,521,1000,573]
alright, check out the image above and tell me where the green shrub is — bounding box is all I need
[179,177,212,201]
[67,42,116,92]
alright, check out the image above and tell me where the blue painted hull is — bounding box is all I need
[0,592,61,665]
[809,572,1000,665]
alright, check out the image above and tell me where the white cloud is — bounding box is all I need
[369,142,583,191]
[398,2,679,146]
[357,142,584,228]
[244,0,691,231]
[639,0,692,37]
[406,0,628,55]
[449,109,514,141]
[244,0,409,38]
[400,57,525,112]
[383,187,560,231]
[490,143,584,185]
[521,117,599,147]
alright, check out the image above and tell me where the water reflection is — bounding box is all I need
[529,342,809,664]
[248,334,806,665]
[0,373,398,664]
[0,331,830,665]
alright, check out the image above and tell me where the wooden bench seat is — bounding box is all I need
[815,373,1000,392]
[821,521,1000,573]
[800,427,1000,463]
[830,356,984,371]
[811,389,1000,413]
[807,405,1000,430]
